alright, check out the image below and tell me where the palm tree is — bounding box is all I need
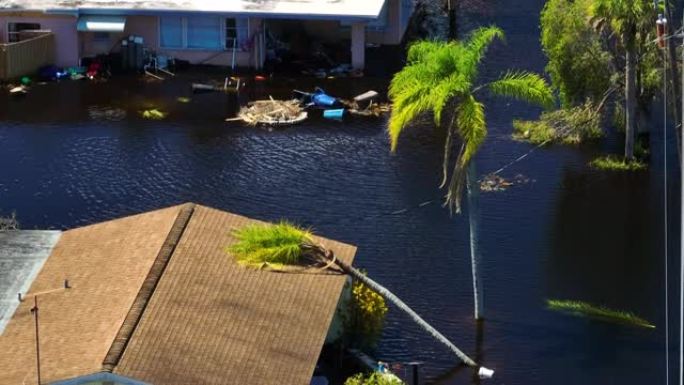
[388,27,553,319]
[591,0,650,160]
[227,221,491,371]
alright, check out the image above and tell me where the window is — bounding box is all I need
[159,16,248,51]
[160,16,183,48]
[187,16,221,49]
[8,22,41,43]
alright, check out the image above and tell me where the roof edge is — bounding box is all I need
[101,203,196,371]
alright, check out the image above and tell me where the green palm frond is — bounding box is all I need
[445,95,486,213]
[459,26,504,83]
[407,40,446,64]
[591,0,649,35]
[228,221,313,268]
[489,71,555,109]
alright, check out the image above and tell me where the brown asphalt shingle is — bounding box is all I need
[0,205,183,385]
[0,204,356,385]
[114,205,356,385]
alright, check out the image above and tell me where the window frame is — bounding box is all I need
[7,22,42,43]
[158,16,249,52]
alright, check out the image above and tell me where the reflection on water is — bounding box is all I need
[0,1,678,384]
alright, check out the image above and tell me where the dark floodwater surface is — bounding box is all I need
[1,0,679,384]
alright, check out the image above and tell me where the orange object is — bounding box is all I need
[254,75,266,81]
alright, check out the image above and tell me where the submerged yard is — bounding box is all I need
[0,0,677,384]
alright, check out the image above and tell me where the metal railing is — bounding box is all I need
[0,32,55,80]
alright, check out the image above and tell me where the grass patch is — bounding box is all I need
[589,155,646,171]
[227,221,312,269]
[513,102,603,145]
[547,299,655,329]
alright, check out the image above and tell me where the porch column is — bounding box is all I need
[351,22,366,70]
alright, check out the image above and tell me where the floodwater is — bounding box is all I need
[0,0,679,384]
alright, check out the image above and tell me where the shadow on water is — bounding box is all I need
[0,0,678,383]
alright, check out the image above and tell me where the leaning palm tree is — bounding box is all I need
[228,221,492,372]
[388,26,554,319]
[590,0,651,160]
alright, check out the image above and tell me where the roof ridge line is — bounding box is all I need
[101,203,196,372]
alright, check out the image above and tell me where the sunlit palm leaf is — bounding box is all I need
[445,95,486,213]
[489,71,555,109]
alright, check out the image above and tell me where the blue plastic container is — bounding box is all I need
[323,109,345,119]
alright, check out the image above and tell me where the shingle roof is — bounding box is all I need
[0,204,356,385]
[0,205,186,385]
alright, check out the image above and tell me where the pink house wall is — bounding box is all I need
[0,13,79,67]
[81,15,261,68]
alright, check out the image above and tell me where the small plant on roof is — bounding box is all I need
[546,299,655,329]
[227,222,491,373]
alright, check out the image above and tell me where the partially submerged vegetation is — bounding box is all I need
[512,102,603,145]
[343,275,388,350]
[589,155,646,171]
[547,299,655,328]
[344,372,404,385]
[540,0,662,159]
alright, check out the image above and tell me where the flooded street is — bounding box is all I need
[0,0,679,384]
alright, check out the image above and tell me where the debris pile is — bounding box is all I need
[480,173,531,192]
[237,98,306,126]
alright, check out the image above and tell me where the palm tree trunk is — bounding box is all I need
[331,257,478,367]
[624,29,636,160]
[466,162,483,320]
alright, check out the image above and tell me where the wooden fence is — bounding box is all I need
[0,33,55,80]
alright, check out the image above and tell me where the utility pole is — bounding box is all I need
[30,296,40,385]
[18,279,70,385]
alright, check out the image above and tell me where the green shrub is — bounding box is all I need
[343,277,388,350]
[512,102,603,145]
[589,155,646,171]
[344,372,404,385]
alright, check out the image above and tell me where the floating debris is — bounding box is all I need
[547,299,655,329]
[88,106,127,122]
[0,212,18,231]
[480,173,531,192]
[234,98,307,126]
[141,109,167,120]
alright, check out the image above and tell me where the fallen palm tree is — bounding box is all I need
[227,221,492,374]
[546,299,655,329]
[230,98,307,126]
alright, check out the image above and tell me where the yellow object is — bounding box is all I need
[142,109,167,120]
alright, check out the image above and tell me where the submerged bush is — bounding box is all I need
[343,276,388,350]
[512,102,603,145]
[547,299,654,328]
[344,372,404,385]
[589,155,647,171]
